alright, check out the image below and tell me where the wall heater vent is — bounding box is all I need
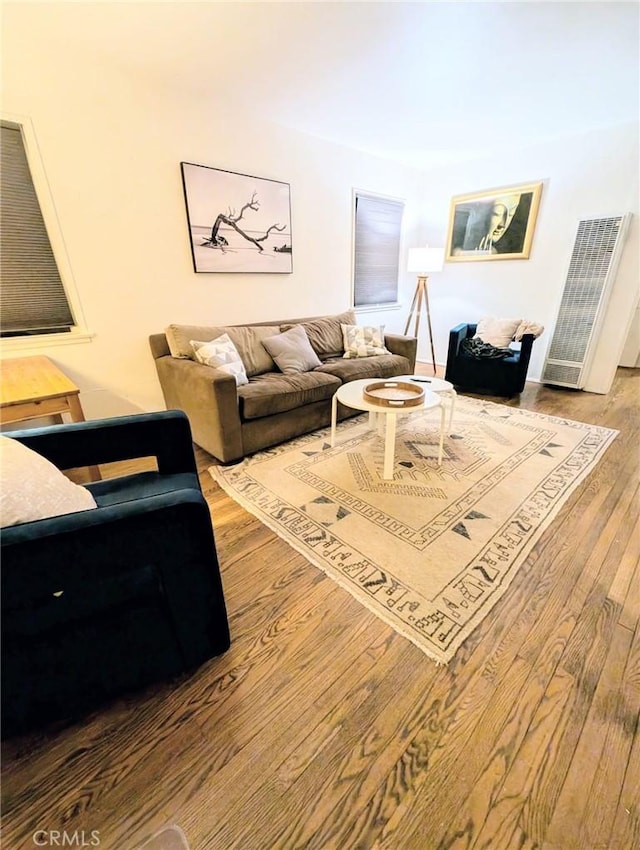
[541,214,631,389]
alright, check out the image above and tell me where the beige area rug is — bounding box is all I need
[210,397,617,664]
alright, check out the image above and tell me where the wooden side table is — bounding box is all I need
[0,355,100,480]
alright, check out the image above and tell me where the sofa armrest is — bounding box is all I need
[384,333,417,372]
[1,489,205,564]
[2,490,230,667]
[6,411,197,475]
[154,356,243,462]
[516,333,535,373]
[445,324,473,384]
[448,323,476,355]
[518,333,535,358]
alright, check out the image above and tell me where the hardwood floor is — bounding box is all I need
[2,368,639,850]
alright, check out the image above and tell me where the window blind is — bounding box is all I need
[353,193,404,307]
[1,123,74,336]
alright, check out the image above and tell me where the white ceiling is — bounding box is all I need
[5,1,640,169]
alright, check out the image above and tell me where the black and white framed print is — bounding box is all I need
[445,182,543,262]
[180,162,293,273]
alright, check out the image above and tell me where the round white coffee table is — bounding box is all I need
[394,375,456,434]
[330,378,445,480]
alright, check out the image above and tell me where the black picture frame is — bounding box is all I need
[180,162,293,273]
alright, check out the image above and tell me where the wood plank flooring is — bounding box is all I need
[2,368,639,850]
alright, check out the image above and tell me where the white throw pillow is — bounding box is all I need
[0,435,98,528]
[514,320,545,340]
[474,317,522,349]
[341,324,390,359]
[190,335,249,385]
[261,325,322,374]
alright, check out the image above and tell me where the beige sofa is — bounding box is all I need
[149,310,417,463]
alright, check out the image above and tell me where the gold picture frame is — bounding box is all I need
[445,181,543,262]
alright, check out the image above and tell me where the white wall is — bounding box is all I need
[2,8,638,420]
[1,28,425,417]
[620,304,640,368]
[412,122,639,392]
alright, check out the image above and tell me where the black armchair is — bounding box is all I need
[1,410,230,738]
[445,322,535,397]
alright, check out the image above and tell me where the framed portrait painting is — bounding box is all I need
[445,182,543,262]
[180,162,293,273]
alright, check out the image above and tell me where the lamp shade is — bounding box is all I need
[407,246,445,274]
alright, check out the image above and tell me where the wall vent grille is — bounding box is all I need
[541,214,630,388]
[540,362,583,387]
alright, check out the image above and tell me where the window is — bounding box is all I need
[352,191,404,308]
[1,119,86,342]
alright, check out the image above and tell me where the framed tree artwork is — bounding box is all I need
[180,162,293,273]
[445,181,543,262]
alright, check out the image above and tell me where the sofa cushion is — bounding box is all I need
[0,436,97,528]
[315,353,411,382]
[238,371,340,420]
[341,324,390,358]
[165,323,280,376]
[281,309,356,359]
[474,317,522,349]
[262,325,322,374]
[190,335,249,385]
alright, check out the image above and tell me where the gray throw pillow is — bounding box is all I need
[262,325,322,374]
[280,309,356,358]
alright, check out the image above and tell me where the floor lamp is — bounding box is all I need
[404,246,444,375]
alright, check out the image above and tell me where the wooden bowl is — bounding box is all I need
[362,380,425,407]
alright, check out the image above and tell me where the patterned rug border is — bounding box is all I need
[210,397,618,664]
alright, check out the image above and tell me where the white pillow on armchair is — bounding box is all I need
[0,435,97,528]
[474,317,522,349]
